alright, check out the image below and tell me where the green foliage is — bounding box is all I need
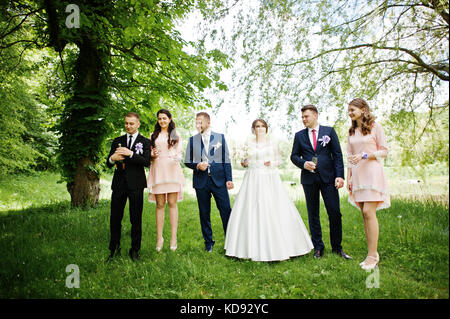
[0,4,58,176]
[0,79,41,175]
[1,0,230,201]
[387,108,449,169]
[196,0,449,161]
[41,0,230,187]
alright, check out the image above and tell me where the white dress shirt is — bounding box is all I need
[304,124,319,170]
[201,128,211,158]
[127,131,139,150]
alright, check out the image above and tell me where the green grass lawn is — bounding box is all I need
[0,171,448,299]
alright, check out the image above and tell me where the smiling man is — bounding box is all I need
[184,112,233,253]
[106,112,151,262]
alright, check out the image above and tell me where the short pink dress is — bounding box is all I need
[347,122,390,211]
[147,131,185,203]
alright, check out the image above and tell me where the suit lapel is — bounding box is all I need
[302,129,314,152]
[193,133,204,162]
[316,126,328,152]
[121,135,128,148]
[209,132,216,155]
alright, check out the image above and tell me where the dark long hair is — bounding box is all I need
[150,109,179,149]
[348,98,375,136]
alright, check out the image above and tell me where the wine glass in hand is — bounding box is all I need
[311,156,318,173]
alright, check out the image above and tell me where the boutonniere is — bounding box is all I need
[135,142,143,155]
[213,142,222,151]
[318,135,331,147]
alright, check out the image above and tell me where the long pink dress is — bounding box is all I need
[347,122,390,211]
[147,131,185,203]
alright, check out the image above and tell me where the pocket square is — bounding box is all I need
[210,142,222,155]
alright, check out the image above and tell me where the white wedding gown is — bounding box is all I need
[224,137,313,261]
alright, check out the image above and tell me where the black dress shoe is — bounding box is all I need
[313,249,324,259]
[205,246,213,253]
[129,249,141,261]
[105,247,121,263]
[332,249,352,260]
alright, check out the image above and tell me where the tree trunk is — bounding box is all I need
[68,157,100,207]
[43,0,111,208]
[66,35,108,208]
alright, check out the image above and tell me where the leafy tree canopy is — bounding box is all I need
[197,0,448,130]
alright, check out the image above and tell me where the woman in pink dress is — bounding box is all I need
[346,98,390,270]
[147,109,185,252]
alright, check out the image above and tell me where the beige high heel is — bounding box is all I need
[170,239,177,251]
[360,252,379,270]
[156,237,164,252]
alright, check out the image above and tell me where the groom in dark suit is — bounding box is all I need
[291,105,351,260]
[106,112,151,262]
[184,112,233,252]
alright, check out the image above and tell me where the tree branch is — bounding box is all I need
[0,39,40,49]
[274,43,449,81]
[0,7,44,40]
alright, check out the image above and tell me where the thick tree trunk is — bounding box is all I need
[68,157,100,207]
[67,35,107,208]
[44,0,111,208]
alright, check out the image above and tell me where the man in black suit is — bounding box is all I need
[291,105,351,260]
[106,112,151,262]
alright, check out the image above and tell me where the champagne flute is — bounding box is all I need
[311,156,318,173]
[117,143,125,169]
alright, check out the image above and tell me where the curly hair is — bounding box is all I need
[150,109,179,149]
[348,98,375,136]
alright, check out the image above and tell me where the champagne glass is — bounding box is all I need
[311,156,318,173]
[117,143,125,169]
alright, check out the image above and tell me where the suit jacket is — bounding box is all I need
[290,125,344,185]
[106,133,151,190]
[184,131,232,189]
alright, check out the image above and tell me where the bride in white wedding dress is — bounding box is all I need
[224,119,313,261]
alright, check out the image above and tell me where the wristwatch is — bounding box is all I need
[361,152,368,160]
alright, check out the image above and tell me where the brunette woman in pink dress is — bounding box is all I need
[147,109,185,252]
[346,98,390,270]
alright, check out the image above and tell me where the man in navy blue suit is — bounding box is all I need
[185,112,234,252]
[291,105,351,260]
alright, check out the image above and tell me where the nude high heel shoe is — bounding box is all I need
[170,239,177,251]
[156,237,164,252]
[360,252,379,270]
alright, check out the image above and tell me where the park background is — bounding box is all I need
[0,0,448,299]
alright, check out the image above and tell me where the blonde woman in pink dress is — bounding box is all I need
[147,109,185,252]
[346,98,390,270]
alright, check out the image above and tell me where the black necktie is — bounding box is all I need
[128,135,133,149]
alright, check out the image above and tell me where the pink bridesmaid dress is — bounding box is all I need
[347,122,390,210]
[147,131,185,202]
